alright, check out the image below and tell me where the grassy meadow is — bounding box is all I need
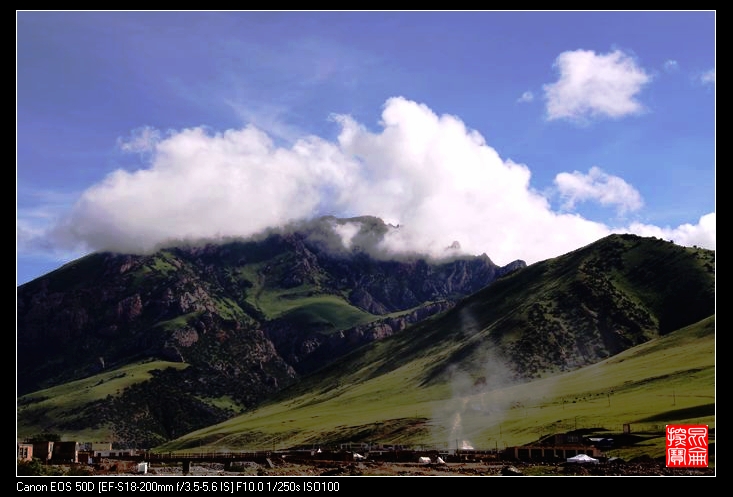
[155,315,714,462]
[17,360,190,443]
[16,315,714,463]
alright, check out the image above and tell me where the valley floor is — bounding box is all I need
[91,460,714,477]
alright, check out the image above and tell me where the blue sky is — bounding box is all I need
[16,11,715,286]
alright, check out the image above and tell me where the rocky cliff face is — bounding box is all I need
[16,251,298,403]
[264,300,456,375]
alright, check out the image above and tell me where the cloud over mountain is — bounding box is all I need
[24,97,714,267]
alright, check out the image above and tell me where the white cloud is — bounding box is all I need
[627,212,716,251]
[663,59,679,72]
[48,125,359,254]
[117,126,162,154]
[554,166,644,216]
[30,97,714,267]
[517,91,534,103]
[331,220,362,250]
[700,68,715,85]
[544,49,652,123]
[17,187,81,253]
[16,191,89,275]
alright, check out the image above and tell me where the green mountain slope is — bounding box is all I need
[155,315,714,459]
[150,234,714,456]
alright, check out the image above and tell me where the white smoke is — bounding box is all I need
[432,307,520,451]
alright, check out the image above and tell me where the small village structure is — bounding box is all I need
[17,443,33,462]
[18,431,613,473]
[502,433,605,462]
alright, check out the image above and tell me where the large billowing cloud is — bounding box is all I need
[32,97,714,267]
[544,49,652,123]
[50,125,359,254]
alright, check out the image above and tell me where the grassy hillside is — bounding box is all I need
[417,234,715,382]
[155,315,714,461]
[17,360,190,443]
